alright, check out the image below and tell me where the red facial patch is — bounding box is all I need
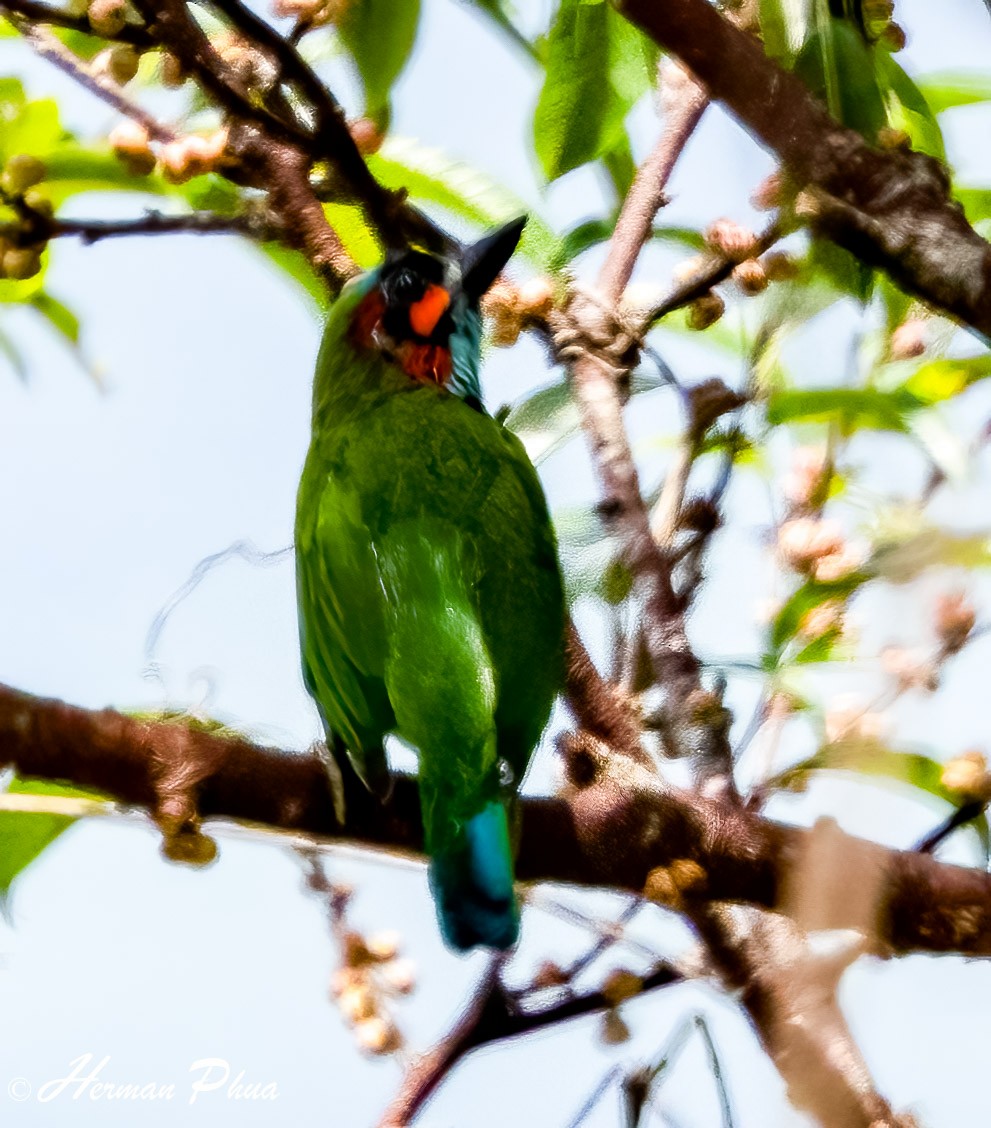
[349,289,387,349]
[397,342,453,385]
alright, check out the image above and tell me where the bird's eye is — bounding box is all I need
[391,267,422,302]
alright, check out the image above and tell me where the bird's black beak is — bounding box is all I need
[461,216,527,303]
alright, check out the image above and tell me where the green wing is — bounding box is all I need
[296,452,395,794]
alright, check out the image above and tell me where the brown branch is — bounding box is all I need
[381,956,680,1127]
[598,65,709,300]
[617,0,991,339]
[554,73,738,801]
[0,0,154,44]
[691,906,909,1128]
[4,208,284,245]
[16,20,177,142]
[646,219,783,327]
[4,681,991,959]
[203,0,420,250]
[238,134,357,290]
[563,620,651,766]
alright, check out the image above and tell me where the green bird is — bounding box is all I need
[295,218,565,951]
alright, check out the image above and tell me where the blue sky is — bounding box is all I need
[2,0,991,1124]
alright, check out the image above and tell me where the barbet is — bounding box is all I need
[295,219,565,951]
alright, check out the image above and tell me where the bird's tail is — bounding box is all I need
[428,800,519,952]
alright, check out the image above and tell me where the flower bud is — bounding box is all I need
[687,292,725,331]
[705,218,757,262]
[732,258,768,295]
[87,0,129,38]
[2,153,46,195]
[1,247,43,280]
[107,43,140,85]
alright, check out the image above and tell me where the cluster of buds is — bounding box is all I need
[482,276,555,347]
[272,0,350,28]
[678,217,798,330]
[81,0,139,38]
[862,0,906,48]
[330,927,415,1056]
[880,645,939,692]
[777,449,864,581]
[0,154,51,281]
[889,318,928,360]
[941,750,991,802]
[597,968,643,1046]
[824,698,889,745]
[798,597,845,643]
[934,590,976,656]
[777,516,840,571]
[208,30,276,89]
[94,43,142,86]
[109,121,230,183]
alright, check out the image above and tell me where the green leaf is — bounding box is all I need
[324,202,382,268]
[916,70,991,115]
[766,386,920,431]
[770,739,965,809]
[462,0,537,59]
[807,236,873,304]
[877,53,945,161]
[601,133,637,203]
[0,777,103,899]
[795,14,887,141]
[339,0,421,123]
[900,355,991,404]
[505,370,665,462]
[30,292,79,344]
[532,0,655,182]
[0,324,28,381]
[551,220,704,270]
[369,137,558,269]
[42,145,179,205]
[760,0,811,64]
[0,98,64,164]
[768,573,868,657]
[504,378,578,462]
[871,526,991,583]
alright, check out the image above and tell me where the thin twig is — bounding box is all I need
[646,220,783,327]
[17,21,177,142]
[32,209,283,244]
[0,0,153,43]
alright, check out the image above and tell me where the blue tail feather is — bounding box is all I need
[428,801,519,952]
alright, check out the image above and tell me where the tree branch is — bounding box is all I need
[4,681,991,959]
[617,0,991,339]
[0,0,154,44]
[551,71,738,801]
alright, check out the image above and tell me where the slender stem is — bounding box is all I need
[18,21,177,142]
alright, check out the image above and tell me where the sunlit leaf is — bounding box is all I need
[916,70,991,115]
[795,16,887,141]
[768,573,869,658]
[533,0,655,182]
[369,138,558,269]
[871,526,991,583]
[462,0,537,59]
[771,739,963,807]
[877,53,945,161]
[766,386,920,431]
[0,777,105,900]
[758,0,809,63]
[30,292,79,344]
[338,0,421,124]
[901,355,991,404]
